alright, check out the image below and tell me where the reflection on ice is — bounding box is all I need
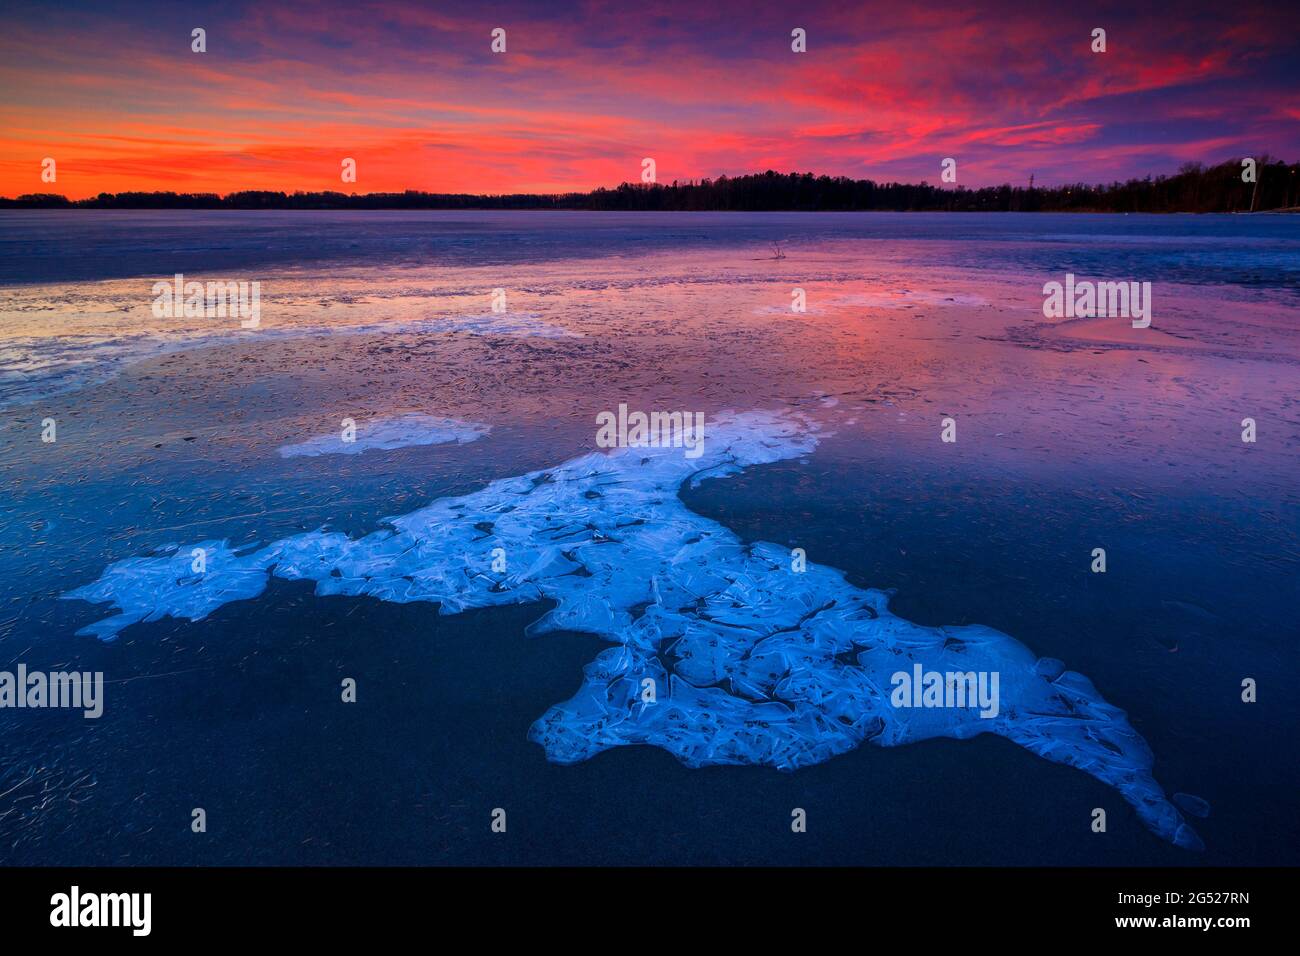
[64,409,1202,850]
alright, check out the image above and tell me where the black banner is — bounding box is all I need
[0,866,1281,941]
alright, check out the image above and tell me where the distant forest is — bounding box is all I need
[4,158,1297,213]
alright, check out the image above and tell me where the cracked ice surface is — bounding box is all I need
[64,409,1201,850]
[278,414,489,457]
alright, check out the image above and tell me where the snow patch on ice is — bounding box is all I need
[63,407,1199,850]
[279,414,488,458]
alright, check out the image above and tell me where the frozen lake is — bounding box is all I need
[0,210,1296,864]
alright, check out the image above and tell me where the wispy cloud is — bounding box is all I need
[1,0,1295,197]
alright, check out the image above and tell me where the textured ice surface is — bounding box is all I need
[0,305,573,409]
[752,290,987,315]
[1173,793,1211,818]
[64,409,1201,849]
[279,414,488,457]
[437,312,579,338]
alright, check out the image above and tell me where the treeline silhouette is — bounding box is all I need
[5,159,1296,213]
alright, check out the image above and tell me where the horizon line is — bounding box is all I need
[5,156,1298,206]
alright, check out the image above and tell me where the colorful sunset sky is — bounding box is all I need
[1,0,1297,198]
